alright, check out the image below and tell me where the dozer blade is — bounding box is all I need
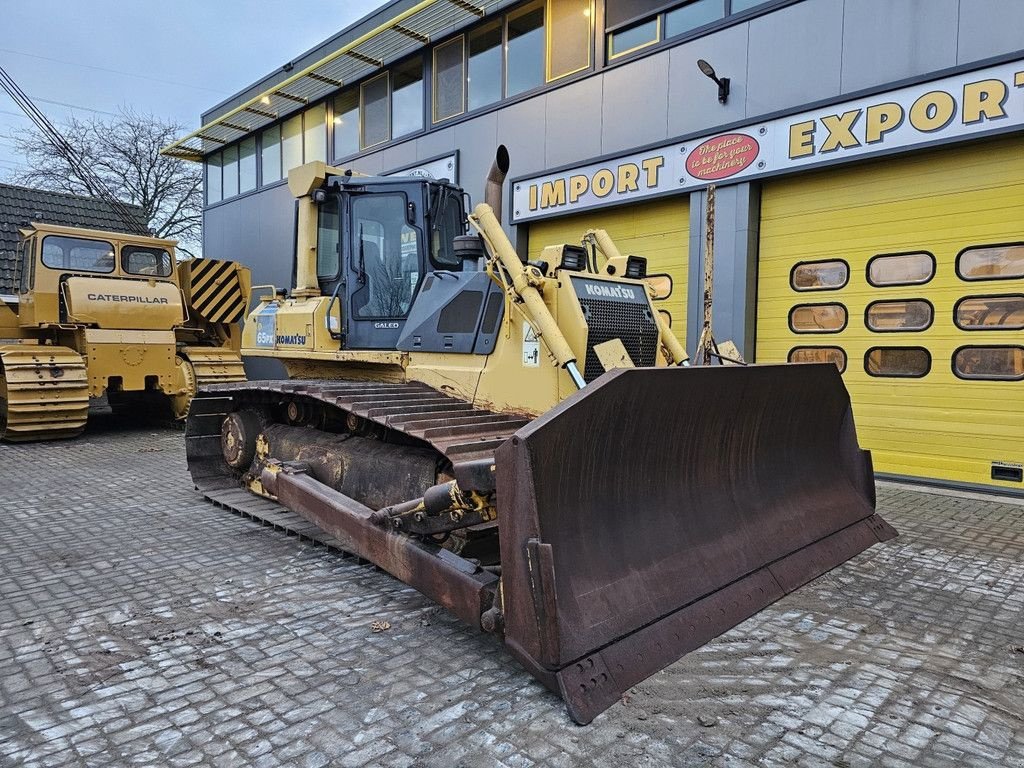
[495,363,896,724]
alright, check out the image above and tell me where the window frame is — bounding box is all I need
[40,235,116,274]
[607,15,661,60]
[865,251,936,288]
[787,346,847,373]
[122,245,174,278]
[953,294,1024,331]
[955,241,1024,282]
[864,346,932,379]
[951,345,1024,381]
[360,71,391,150]
[432,36,467,124]
[788,302,849,334]
[864,298,935,333]
[545,0,594,82]
[505,0,547,98]
[789,258,850,292]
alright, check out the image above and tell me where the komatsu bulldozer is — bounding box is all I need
[185,147,895,723]
[0,222,249,441]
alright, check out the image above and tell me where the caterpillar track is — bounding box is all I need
[0,345,90,442]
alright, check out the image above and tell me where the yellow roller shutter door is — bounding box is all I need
[527,197,690,341]
[757,136,1024,490]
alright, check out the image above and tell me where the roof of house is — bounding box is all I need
[0,183,148,296]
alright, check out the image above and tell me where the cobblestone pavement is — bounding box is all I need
[1,415,1023,768]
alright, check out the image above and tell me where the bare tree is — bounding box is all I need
[4,108,202,256]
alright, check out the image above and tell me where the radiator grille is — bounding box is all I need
[578,296,659,382]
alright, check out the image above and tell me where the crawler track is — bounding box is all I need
[0,345,89,442]
[185,379,530,523]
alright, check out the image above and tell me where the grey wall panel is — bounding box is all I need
[667,22,748,137]
[545,75,604,168]
[957,0,1024,64]
[454,111,500,211]
[496,96,548,178]
[840,0,958,94]
[378,138,421,173]
[352,151,385,176]
[416,126,457,165]
[601,50,670,154]
[746,0,844,116]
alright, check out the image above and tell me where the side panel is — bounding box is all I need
[756,135,1024,490]
[526,196,690,341]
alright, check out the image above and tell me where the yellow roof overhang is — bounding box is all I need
[161,0,500,162]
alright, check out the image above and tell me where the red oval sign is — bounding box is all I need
[685,133,760,181]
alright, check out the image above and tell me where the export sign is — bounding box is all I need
[510,58,1024,223]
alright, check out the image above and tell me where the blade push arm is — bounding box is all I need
[469,203,586,389]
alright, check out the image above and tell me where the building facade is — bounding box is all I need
[167,0,1024,493]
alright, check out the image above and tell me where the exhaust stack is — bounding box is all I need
[484,145,510,224]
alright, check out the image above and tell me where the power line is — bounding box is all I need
[33,97,116,117]
[0,63,149,236]
[0,47,225,94]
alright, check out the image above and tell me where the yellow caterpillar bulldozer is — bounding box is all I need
[0,222,249,441]
[185,147,895,723]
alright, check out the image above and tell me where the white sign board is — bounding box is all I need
[511,59,1024,223]
[385,153,458,183]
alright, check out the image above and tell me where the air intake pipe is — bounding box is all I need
[484,145,510,224]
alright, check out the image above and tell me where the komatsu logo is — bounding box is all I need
[583,283,638,300]
[276,334,307,345]
[87,293,169,304]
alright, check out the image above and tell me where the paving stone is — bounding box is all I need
[1,418,1024,765]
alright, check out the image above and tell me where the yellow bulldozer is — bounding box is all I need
[185,147,895,723]
[0,222,249,441]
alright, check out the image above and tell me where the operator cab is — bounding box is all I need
[315,175,502,353]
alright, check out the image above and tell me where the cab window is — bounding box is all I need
[350,193,421,318]
[430,187,464,268]
[41,235,115,273]
[123,245,173,277]
[316,194,341,280]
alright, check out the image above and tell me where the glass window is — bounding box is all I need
[957,243,1024,281]
[665,0,725,38]
[789,303,847,333]
[222,144,239,199]
[865,347,930,378]
[41,236,115,273]
[788,346,847,373]
[316,194,341,280]
[123,246,173,277]
[867,252,935,287]
[548,0,591,81]
[468,21,502,111]
[433,37,465,123]
[955,295,1024,331]
[791,260,849,291]
[361,72,390,149]
[281,114,303,172]
[303,103,327,163]
[430,186,464,268]
[332,91,359,159]
[351,193,421,318]
[239,137,257,193]
[261,125,282,184]
[608,17,659,58]
[206,153,222,204]
[392,59,424,138]
[730,0,769,12]
[507,1,545,97]
[953,346,1024,381]
[865,299,933,332]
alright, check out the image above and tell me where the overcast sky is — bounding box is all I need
[0,0,382,178]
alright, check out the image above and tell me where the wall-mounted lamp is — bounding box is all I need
[697,59,730,104]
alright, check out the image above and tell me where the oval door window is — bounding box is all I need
[865,299,933,332]
[867,252,935,286]
[955,295,1024,330]
[788,346,847,373]
[953,346,1024,380]
[789,303,847,333]
[865,347,931,378]
[790,260,849,291]
[957,243,1024,281]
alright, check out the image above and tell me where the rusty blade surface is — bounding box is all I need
[495,363,896,724]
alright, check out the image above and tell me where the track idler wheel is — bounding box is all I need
[221,409,266,470]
